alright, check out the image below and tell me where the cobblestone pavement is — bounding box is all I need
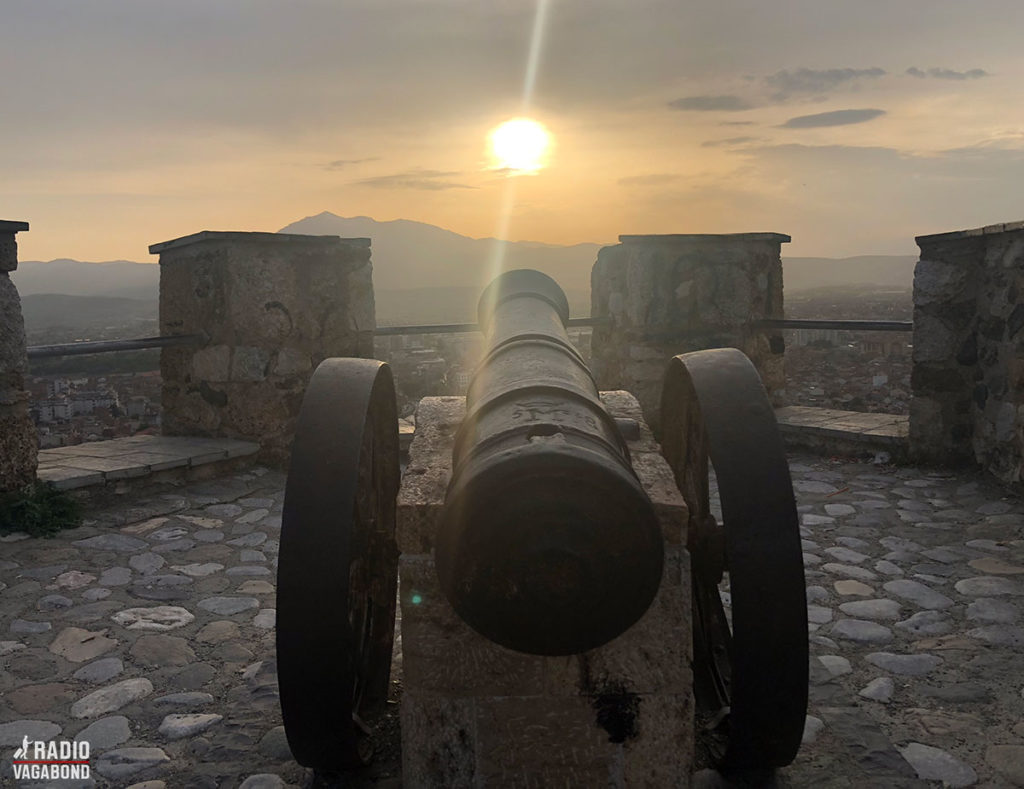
[0,456,1023,787]
[777,456,1024,788]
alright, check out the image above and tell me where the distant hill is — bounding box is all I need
[21,294,157,335]
[12,214,919,330]
[279,212,602,303]
[12,259,159,299]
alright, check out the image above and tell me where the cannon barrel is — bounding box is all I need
[435,269,664,655]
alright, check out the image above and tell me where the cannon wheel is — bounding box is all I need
[660,348,807,776]
[277,358,400,772]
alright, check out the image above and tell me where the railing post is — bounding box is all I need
[151,231,376,466]
[0,220,37,493]
[590,233,789,432]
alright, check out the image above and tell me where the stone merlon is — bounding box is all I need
[149,230,370,255]
[619,232,792,244]
[153,230,376,466]
[0,219,36,491]
[915,220,1024,245]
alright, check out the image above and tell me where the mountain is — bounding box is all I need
[279,213,603,298]
[12,214,919,331]
[12,258,159,299]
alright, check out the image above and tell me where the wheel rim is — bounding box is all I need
[661,348,808,773]
[277,358,399,771]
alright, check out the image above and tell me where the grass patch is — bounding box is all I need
[0,481,83,537]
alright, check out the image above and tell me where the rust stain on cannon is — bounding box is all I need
[435,269,664,655]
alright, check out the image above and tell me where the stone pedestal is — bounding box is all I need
[151,231,375,466]
[590,233,789,434]
[911,221,1024,481]
[0,220,37,492]
[397,391,693,787]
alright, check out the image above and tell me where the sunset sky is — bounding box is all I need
[3,0,1023,262]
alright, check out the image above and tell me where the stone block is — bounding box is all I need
[191,345,231,382]
[398,391,693,784]
[630,451,686,543]
[474,696,617,785]
[272,347,311,376]
[396,397,464,554]
[912,314,958,364]
[913,258,974,306]
[230,346,270,382]
[401,694,477,788]
[622,693,694,788]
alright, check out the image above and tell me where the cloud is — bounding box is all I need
[701,136,758,148]
[906,66,988,80]
[617,173,682,186]
[324,157,379,170]
[764,67,886,100]
[781,108,886,128]
[354,170,474,190]
[668,95,753,112]
[720,121,756,126]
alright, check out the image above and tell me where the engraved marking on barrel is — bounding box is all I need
[512,400,569,422]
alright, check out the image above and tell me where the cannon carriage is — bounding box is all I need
[276,270,808,785]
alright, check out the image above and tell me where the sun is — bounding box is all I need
[489,118,551,173]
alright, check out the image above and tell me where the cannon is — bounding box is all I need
[436,269,664,656]
[276,269,807,784]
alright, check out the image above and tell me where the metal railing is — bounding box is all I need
[27,334,205,359]
[24,316,909,359]
[374,316,608,336]
[754,318,912,332]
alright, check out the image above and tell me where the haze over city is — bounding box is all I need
[3,0,1023,263]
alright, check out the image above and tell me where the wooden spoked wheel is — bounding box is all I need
[660,349,807,776]
[277,359,400,772]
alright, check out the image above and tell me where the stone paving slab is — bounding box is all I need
[776,406,910,460]
[2,453,1024,786]
[36,437,260,492]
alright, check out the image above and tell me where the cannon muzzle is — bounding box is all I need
[435,269,664,655]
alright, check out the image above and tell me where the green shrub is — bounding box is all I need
[0,481,83,538]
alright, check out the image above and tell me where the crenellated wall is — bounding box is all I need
[590,233,789,432]
[153,231,375,465]
[0,220,38,493]
[911,221,1024,482]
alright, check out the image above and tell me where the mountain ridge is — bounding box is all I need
[13,213,918,330]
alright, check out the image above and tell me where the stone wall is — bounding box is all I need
[911,221,1024,482]
[591,233,789,432]
[154,231,375,466]
[0,221,38,492]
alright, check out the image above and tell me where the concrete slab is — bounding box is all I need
[775,406,909,460]
[36,465,104,490]
[37,436,260,491]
